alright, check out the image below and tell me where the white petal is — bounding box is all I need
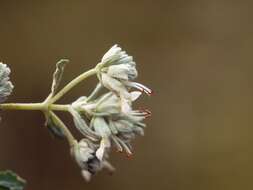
[102,44,121,63]
[81,170,92,182]
[96,138,111,160]
[121,96,132,113]
[130,91,142,101]
[93,117,111,137]
[107,65,129,80]
[101,73,129,96]
[107,64,137,80]
[96,146,105,161]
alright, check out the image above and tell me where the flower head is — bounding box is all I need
[97,45,152,113]
[70,90,150,160]
[68,44,152,181]
[73,91,142,116]
[72,139,115,181]
[0,63,14,103]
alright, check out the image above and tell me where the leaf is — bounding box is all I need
[45,114,65,139]
[51,59,69,96]
[0,170,26,190]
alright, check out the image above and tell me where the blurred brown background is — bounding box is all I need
[0,0,253,189]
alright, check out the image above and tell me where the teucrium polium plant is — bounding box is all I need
[0,44,152,187]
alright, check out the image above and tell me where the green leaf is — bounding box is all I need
[45,114,65,139]
[0,170,26,190]
[51,59,69,96]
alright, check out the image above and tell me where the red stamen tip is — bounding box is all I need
[108,171,115,176]
[126,153,133,159]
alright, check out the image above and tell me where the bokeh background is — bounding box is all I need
[0,0,253,189]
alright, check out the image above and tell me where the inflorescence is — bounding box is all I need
[0,45,152,181]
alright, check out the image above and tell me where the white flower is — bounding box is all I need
[100,44,136,68]
[92,117,111,160]
[68,44,152,180]
[97,45,152,112]
[91,109,150,158]
[72,91,142,116]
[70,90,149,159]
[95,91,142,114]
[68,106,99,141]
[72,139,115,182]
[107,64,137,80]
[108,109,151,156]
[0,63,14,103]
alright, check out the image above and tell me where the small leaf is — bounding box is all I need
[45,114,65,139]
[0,170,26,190]
[51,59,69,96]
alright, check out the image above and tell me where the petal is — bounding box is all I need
[107,64,137,80]
[120,95,132,113]
[69,107,99,140]
[130,91,142,101]
[101,44,121,63]
[101,73,126,94]
[81,170,92,182]
[96,138,111,161]
[93,117,111,137]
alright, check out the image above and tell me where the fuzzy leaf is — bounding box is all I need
[51,59,69,95]
[45,114,65,139]
[0,170,26,190]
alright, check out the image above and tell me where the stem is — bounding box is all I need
[86,83,103,102]
[0,103,45,111]
[49,111,75,147]
[0,103,70,112]
[49,68,97,104]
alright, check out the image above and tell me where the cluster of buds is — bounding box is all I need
[0,63,13,103]
[70,45,152,181]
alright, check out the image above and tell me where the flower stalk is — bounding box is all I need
[48,68,97,104]
[0,103,70,112]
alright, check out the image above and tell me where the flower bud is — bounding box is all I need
[0,63,14,103]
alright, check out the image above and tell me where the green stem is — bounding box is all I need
[49,111,75,147]
[0,103,44,111]
[49,68,97,104]
[0,103,70,112]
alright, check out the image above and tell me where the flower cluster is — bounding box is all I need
[0,63,13,103]
[70,45,152,181]
[71,139,115,182]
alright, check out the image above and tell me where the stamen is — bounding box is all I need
[126,153,133,159]
[135,108,152,118]
[125,82,153,96]
[115,136,133,156]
